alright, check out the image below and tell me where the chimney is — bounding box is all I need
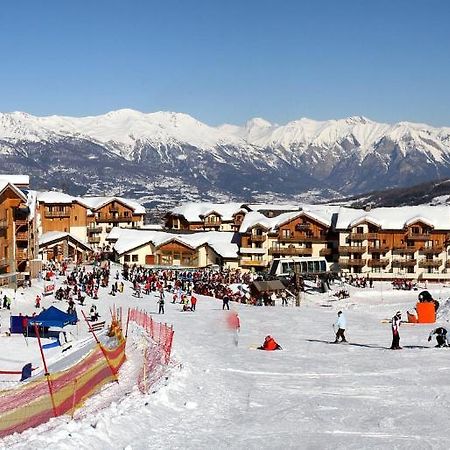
[364,204,372,212]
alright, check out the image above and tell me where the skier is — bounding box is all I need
[35,295,41,309]
[333,311,347,343]
[258,335,282,351]
[391,311,402,350]
[158,290,165,314]
[222,294,230,310]
[90,304,99,322]
[428,327,448,347]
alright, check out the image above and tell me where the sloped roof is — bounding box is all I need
[170,202,245,222]
[39,231,91,250]
[336,205,450,230]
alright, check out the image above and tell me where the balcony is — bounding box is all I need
[240,260,267,267]
[45,210,70,218]
[279,234,327,243]
[0,258,8,267]
[407,233,432,241]
[268,247,313,256]
[339,258,366,267]
[348,233,378,240]
[367,245,390,253]
[392,246,417,254]
[319,248,333,256]
[0,219,7,229]
[16,232,28,241]
[87,226,103,234]
[368,258,390,267]
[96,215,133,223]
[419,259,442,268]
[88,236,101,244]
[392,259,416,267]
[339,245,366,254]
[251,235,267,242]
[419,246,443,254]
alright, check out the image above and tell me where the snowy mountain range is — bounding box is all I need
[1,109,450,215]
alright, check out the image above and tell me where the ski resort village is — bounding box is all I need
[1,174,450,448]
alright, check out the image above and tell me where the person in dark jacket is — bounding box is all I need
[391,311,402,350]
[222,295,230,310]
[428,327,448,347]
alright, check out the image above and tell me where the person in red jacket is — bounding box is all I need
[258,335,282,351]
[190,295,197,311]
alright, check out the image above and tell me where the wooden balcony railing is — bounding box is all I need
[339,258,366,267]
[418,259,443,268]
[251,235,267,242]
[16,232,28,241]
[0,258,8,267]
[392,259,417,267]
[319,248,333,256]
[392,246,417,254]
[16,250,27,261]
[96,215,133,223]
[419,246,444,254]
[279,235,327,243]
[407,233,432,241]
[0,219,7,229]
[339,246,366,254]
[45,211,70,218]
[88,237,101,244]
[268,247,313,256]
[367,258,390,267]
[348,233,379,240]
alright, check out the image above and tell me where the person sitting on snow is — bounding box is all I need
[428,327,448,347]
[258,335,282,351]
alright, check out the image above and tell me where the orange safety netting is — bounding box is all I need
[0,322,126,439]
[127,308,174,393]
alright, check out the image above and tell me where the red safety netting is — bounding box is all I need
[127,308,174,393]
[0,320,126,439]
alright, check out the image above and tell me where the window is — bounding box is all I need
[132,255,138,262]
[124,211,129,217]
[124,255,130,262]
[356,226,364,234]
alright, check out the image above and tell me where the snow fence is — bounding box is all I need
[0,321,126,438]
[127,308,174,393]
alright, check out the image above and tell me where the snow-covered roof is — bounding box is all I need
[36,192,146,214]
[39,231,91,249]
[113,230,239,259]
[37,191,77,204]
[81,197,146,214]
[0,175,29,186]
[170,202,246,222]
[245,203,300,212]
[336,206,450,230]
[0,181,27,202]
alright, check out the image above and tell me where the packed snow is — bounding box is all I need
[1,266,450,449]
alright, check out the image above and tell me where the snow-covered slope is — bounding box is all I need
[1,109,450,211]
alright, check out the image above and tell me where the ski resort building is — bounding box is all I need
[111,229,239,269]
[37,192,146,250]
[238,207,338,271]
[0,177,39,286]
[336,206,450,280]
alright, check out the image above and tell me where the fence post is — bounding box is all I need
[125,307,131,338]
[34,324,58,417]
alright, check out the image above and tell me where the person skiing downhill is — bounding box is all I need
[333,311,347,343]
[428,327,448,347]
[391,311,402,350]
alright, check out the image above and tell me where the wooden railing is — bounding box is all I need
[419,246,443,254]
[279,235,327,243]
[319,248,333,256]
[339,246,366,253]
[339,258,366,267]
[45,211,70,218]
[392,259,416,267]
[268,247,312,256]
[16,232,28,241]
[367,258,390,267]
[348,233,378,240]
[418,259,442,268]
[87,226,103,233]
[392,246,417,254]
[88,237,101,244]
[240,260,267,267]
[0,219,7,229]
[251,235,267,242]
[367,245,390,253]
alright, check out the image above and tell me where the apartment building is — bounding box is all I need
[0,178,38,286]
[165,202,248,232]
[336,206,450,280]
[37,192,146,250]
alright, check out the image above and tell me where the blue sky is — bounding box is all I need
[0,0,449,126]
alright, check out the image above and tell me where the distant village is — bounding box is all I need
[1,174,450,286]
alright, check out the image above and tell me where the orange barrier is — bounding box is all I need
[127,308,174,393]
[0,321,126,438]
[416,302,436,323]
